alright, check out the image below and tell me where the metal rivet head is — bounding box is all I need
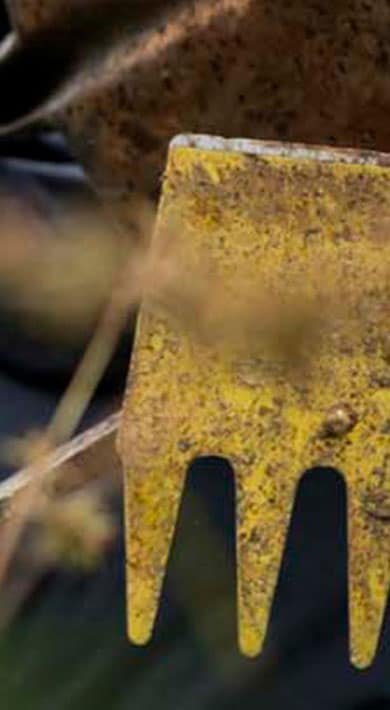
[321,403,358,437]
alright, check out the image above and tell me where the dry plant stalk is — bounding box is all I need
[0,194,154,586]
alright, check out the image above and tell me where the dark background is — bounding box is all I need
[0,4,389,708]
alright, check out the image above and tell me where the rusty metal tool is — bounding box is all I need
[118,134,390,670]
[3,0,390,212]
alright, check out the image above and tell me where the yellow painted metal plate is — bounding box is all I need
[118,134,390,669]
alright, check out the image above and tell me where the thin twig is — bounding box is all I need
[0,253,141,584]
[0,411,120,507]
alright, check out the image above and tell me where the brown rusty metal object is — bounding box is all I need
[1,1,390,220]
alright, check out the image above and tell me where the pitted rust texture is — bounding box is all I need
[4,1,390,220]
[119,136,390,670]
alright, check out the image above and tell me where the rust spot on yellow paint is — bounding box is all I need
[118,135,390,669]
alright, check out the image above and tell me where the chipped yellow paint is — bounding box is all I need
[118,135,390,669]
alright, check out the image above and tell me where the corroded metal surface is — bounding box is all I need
[3,1,390,216]
[119,135,390,669]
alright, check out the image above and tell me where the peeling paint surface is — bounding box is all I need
[119,135,390,669]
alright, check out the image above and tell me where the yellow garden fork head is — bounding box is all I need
[1,0,390,675]
[118,134,390,670]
